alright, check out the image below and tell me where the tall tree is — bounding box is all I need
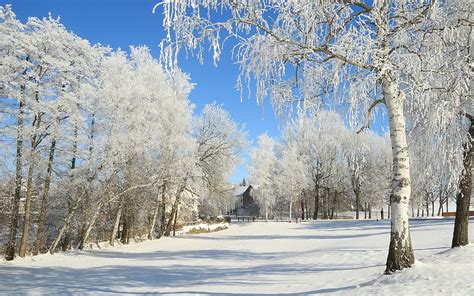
[159,0,460,272]
[1,5,28,260]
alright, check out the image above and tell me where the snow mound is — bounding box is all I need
[345,244,474,296]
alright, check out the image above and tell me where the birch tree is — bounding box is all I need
[158,0,460,272]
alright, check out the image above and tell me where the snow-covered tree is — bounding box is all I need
[249,133,277,221]
[403,0,473,247]
[158,0,466,272]
[194,104,248,217]
[276,140,307,222]
[291,111,347,219]
[1,6,250,258]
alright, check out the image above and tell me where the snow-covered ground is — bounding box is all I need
[1,219,473,295]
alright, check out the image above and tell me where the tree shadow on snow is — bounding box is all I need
[0,262,383,295]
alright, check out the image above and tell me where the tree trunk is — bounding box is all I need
[77,204,101,250]
[368,203,372,219]
[89,113,95,159]
[326,188,331,219]
[431,200,435,217]
[355,189,360,219]
[381,208,384,220]
[49,198,81,254]
[165,184,186,236]
[313,186,319,220]
[305,198,309,220]
[109,197,124,246]
[452,117,473,247]
[159,187,167,237]
[438,196,444,216]
[19,111,42,257]
[364,202,367,219]
[149,185,166,239]
[330,191,336,220]
[121,197,133,244]
[289,200,293,222]
[173,205,179,237]
[121,212,130,244]
[383,78,415,273]
[5,91,25,261]
[300,199,305,220]
[322,188,328,220]
[71,124,78,173]
[165,198,180,236]
[32,138,56,255]
[49,125,82,254]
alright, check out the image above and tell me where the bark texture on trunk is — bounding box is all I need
[301,200,305,220]
[172,205,178,237]
[160,190,167,237]
[33,138,56,255]
[383,78,415,274]
[148,184,165,239]
[49,191,85,254]
[121,198,133,244]
[313,186,319,220]
[452,117,473,248]
[5,94,25,261]
[353,177,361,219]
[364,202,367,219]
[165,198,180,236]
[49,203,77,254]
[165,184,186,236]
[110,197,124,246]
[77,204,101,250]
[19,111,42,257]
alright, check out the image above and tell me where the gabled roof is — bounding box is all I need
[233,185,253,196]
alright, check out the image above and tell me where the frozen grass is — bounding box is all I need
[0,219,472,295]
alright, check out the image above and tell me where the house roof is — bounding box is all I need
[233,185,252,196]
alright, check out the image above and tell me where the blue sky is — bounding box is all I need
[8,0,285,183]
[7,0,390,184]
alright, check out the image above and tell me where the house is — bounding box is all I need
[232,184,259,216]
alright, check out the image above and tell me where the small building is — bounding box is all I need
[232,185,259,216]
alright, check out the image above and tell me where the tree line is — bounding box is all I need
[159,0,472,273]
[250,110,465,222]
[0,6,247,261]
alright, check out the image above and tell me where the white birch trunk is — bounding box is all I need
[383,78,415,273]
[289,201,293,222]
[109,197,123,246]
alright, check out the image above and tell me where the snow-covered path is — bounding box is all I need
[1,219,473,295]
